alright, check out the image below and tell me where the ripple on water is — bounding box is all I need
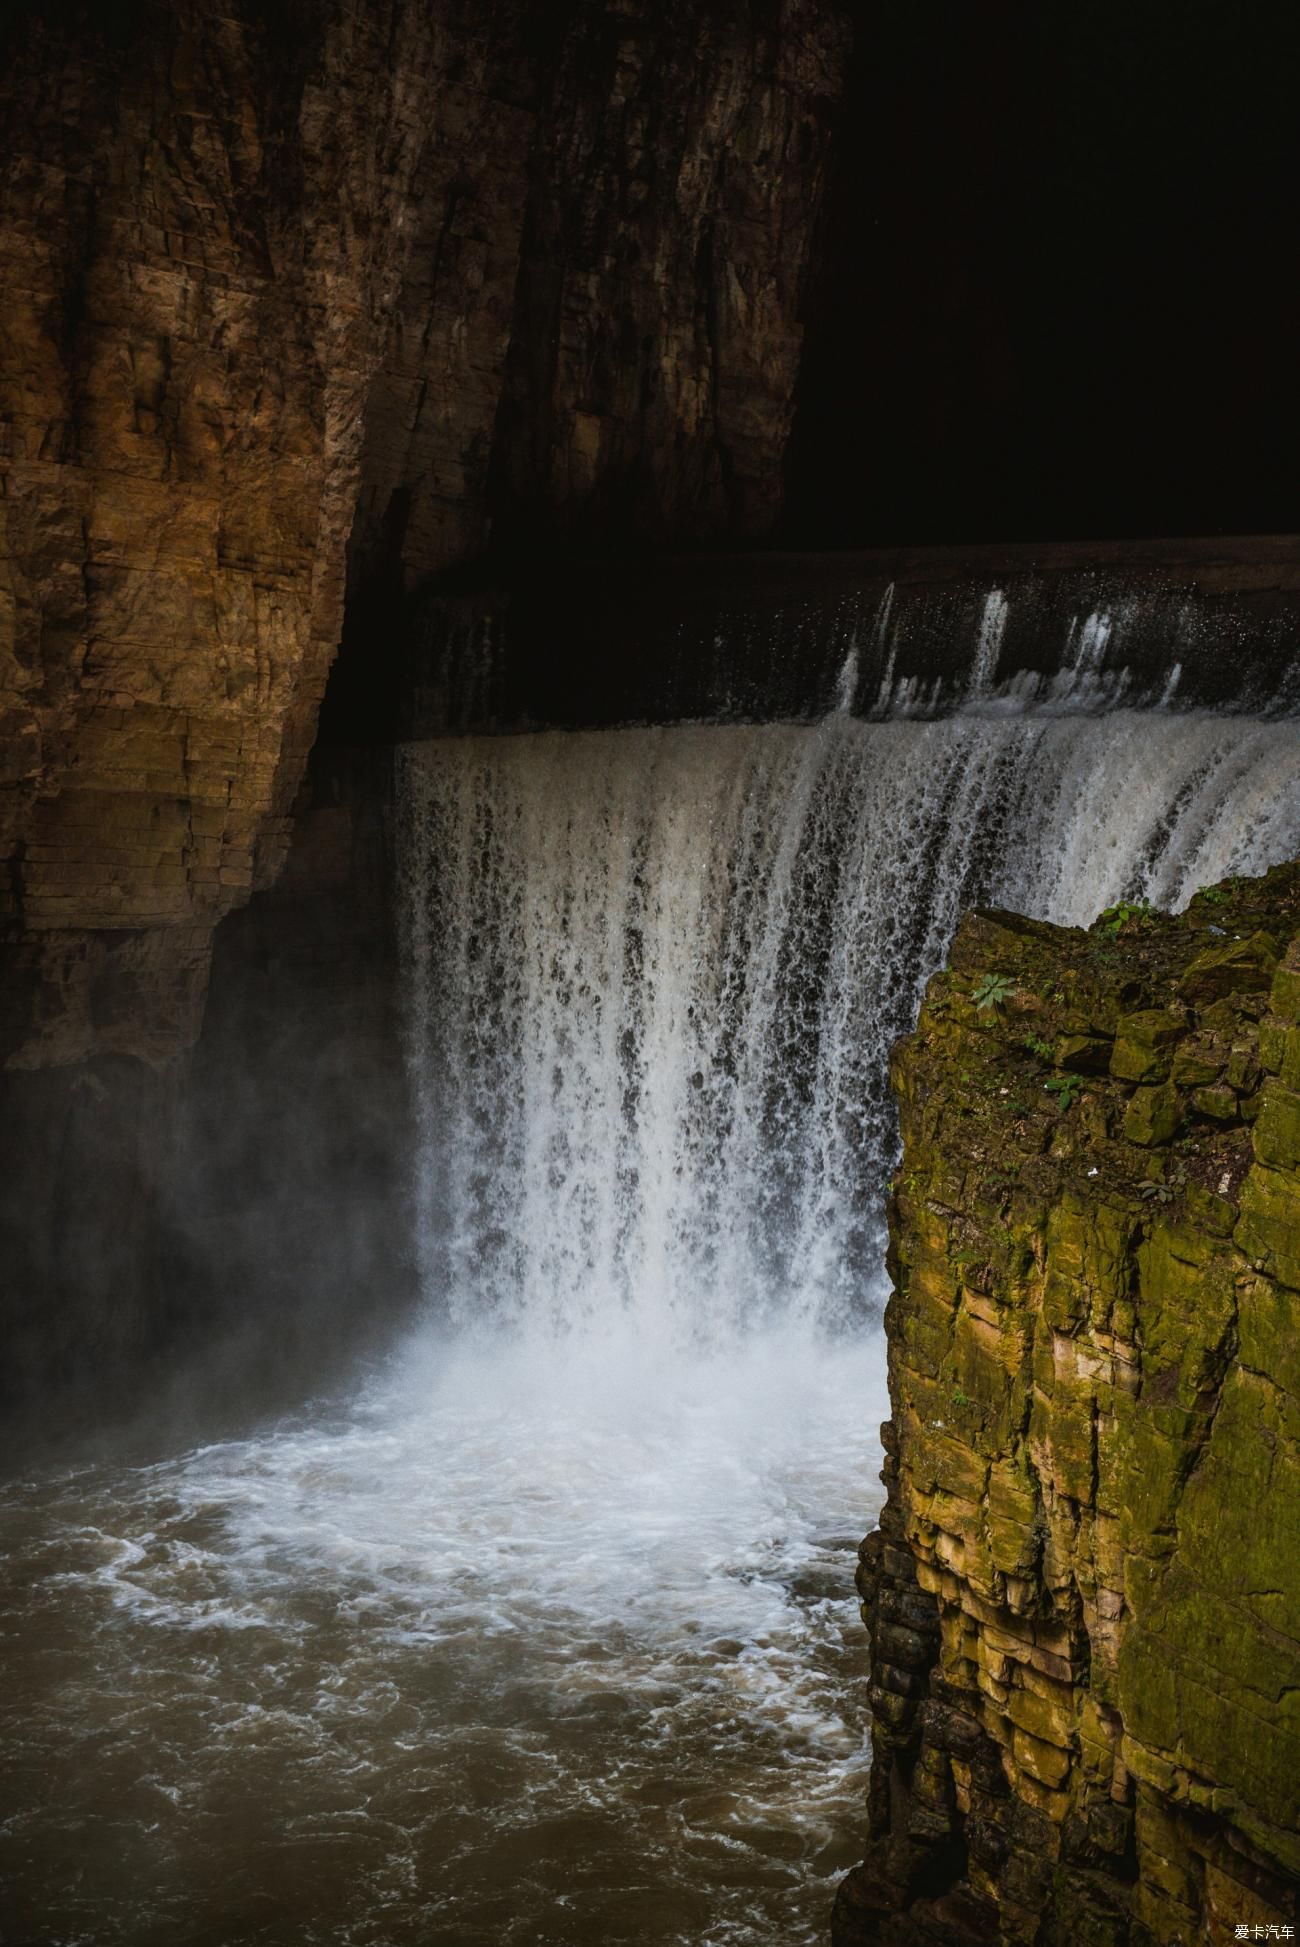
[0,1321,888,1947]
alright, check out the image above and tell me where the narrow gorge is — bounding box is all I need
[1,6,1298,1945]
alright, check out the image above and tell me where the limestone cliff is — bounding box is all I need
[1,0,849,1072]
[0,0,439,1067]
[836,868,1300,1944]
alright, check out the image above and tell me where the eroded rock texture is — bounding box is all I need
[1,0,849,1071]
[350,0,849,592]
[0,0,849,1404]
[0,0,439,1065]
[836,869,1300,1945]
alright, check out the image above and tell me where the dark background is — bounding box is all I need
[784,0,1300,546]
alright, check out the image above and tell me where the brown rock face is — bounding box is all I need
[836,869,1300,1945]
[0,0,436,1062]
[1,0,850,1070]
[348,0,852,587]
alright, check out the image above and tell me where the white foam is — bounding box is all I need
[0,1323,888,1942]
[2,701,1296,1944]
[399,712,1300,1335]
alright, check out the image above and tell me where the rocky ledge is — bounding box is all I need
[835,864,1300,1944]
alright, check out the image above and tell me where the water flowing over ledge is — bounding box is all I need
[402,543,1300,736]
[0,683,1295,1945]
[398,711,1300,1332]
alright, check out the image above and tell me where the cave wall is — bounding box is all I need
[347,0,849,600]
[165,748,415,1435]
[0,749,410,1451]
[835,870,1300,1944]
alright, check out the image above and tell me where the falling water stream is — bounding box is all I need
[2,665,1298,1942]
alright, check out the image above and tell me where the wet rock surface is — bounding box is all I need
[836,865,1300,1944]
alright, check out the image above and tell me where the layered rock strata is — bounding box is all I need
[0,0,438,1065]
[2,0,849,1072]
[0,0,849,1407]
[836,866,1300,1944]
[349,0,851,593]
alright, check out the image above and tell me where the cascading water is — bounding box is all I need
[398,711,1300,1341]
[1,649,1297,1945]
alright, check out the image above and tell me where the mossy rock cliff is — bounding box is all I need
[834,862,1300,1947]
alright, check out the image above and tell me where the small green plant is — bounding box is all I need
[1097,897,1157,938]
[972,972,1016,1014]
[1024,1034,1055,1061]
[1139,1166,1188,1205]
[1044,1073,1085,1112]
[950,1384,973,1409]
[1195,884,1231,907]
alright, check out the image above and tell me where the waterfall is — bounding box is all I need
[968,587,1009,695]
[411,565,1300,736]
[6,694,1297,1947]
[398,710,1300,1335]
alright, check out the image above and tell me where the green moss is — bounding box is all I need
[1123,1082,1181,1146]
[1259,1019,1300,1087]
[1252,1082,1300,1171]
[1181,1183,1236,1235]
[1179,932,1280,1005]
[1041,1193,1134,1335]
[1110,1010,1185,1083]
[1170,1040,1223,1087]
[876,860,1300,1930]
[1270,958,1300,1024]
[1055,1030,1113,1073]
[1236,1163,1300,1289]
[1224,1047,1260,1092]
[1189,1084,1238,1122]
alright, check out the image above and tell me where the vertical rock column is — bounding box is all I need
[348,0,853,595]
[836,867,1300,1945]
[0,0,435,1067]
[0,0,439,1399]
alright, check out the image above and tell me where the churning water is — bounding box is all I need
[0,1330,886,1946]
[2,694,1298,1944]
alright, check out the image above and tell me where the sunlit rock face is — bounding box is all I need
[836,865,1300,1944]
[0,0,851,1072]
